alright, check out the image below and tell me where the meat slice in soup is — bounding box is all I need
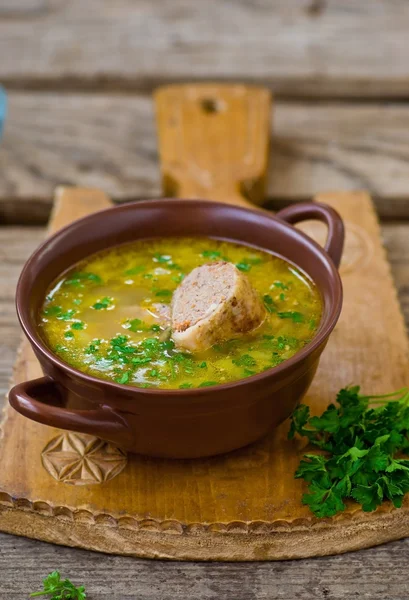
[39,237,322,389]
[172,262,265,352]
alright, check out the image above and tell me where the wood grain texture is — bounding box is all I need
[155,84,270,206]
[2,534,409,600]
[1,190,409,560]
[1,0,409,99]
[0,226,44,397]
[3,94,409,221]
[2,220,409,592]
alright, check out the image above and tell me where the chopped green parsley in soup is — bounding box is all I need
[39,238,322,389]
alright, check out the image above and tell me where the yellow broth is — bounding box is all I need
[39,238,322,389]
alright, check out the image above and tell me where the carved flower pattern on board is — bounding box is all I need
[41,432,127,485]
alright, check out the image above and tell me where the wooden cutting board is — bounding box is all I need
[1,85,409,561]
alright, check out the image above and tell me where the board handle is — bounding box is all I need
[276,202,345,268]
[9,376,130,443]
[155,84,272,208]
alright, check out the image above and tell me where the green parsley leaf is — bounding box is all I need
[236,256,262,272]
[201,250,221,259]
[64,271,101,287]
[131,357,152,365]
[309,318,317,330]
[351,483,383,512]
[124,265,145,275]
[198,381,218,388]
[232,354,256,368]
[57,309,77,321]
[273,281,288,290]
[154,289,172,298]
[54,344,67,353]
[277,311,304,323]
[71,321,85,330]
[128,318,144,332]
[301,480,346,518]
[179,383,193,389]
[153,253,172,264]
[30,570,86,599]
[236,261,252,272]
[92,296,112,310]
[172,273,185,284]
[263,294,276,314]
[43,305,62,317]
[85,339,101,354]
[116,371,130,384]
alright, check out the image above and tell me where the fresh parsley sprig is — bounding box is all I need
[289,386,409,517]
[30,571,86,599]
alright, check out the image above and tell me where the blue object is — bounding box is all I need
[0,86,7,138]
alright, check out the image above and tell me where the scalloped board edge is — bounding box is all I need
[2,495,409,561]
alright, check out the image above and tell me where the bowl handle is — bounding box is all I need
[9,376,130,445]
[275,202,345,268]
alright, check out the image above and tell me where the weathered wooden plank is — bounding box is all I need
[1,0,409,98]
[3,94,409,221]
[1,530,409,599]
[0,227,44,396]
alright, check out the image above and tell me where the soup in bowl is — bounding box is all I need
[40,238,322,390]
[9,200,343,458]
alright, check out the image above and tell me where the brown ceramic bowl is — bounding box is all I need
[9,200,344,459]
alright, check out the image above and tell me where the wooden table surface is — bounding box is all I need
[2,1,409,597]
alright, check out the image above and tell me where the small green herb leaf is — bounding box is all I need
[124,265,145,276]
[92,296,112,310]
[232,354,256,368]
[273,281,288,290]
[71,321,85,330]
[30,570,86,599]
[65,271,101,287]
[172,273,185,284]
[277,311,304,323]
[236,261,252,272]
[201,250,221,259]
[128,318,143,332]
[131,357,152,365]
[154,289,172,298]
[57,309,77,321]
[236,256,262,272]
[263,294,276,314]
[116,371,130,384]
[154,253,172,264]
[43,305,62,317]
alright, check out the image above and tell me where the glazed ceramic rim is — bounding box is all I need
[16,199,343,397]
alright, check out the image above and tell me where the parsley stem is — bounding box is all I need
[364,387,408,401]
[362,387,409,406]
